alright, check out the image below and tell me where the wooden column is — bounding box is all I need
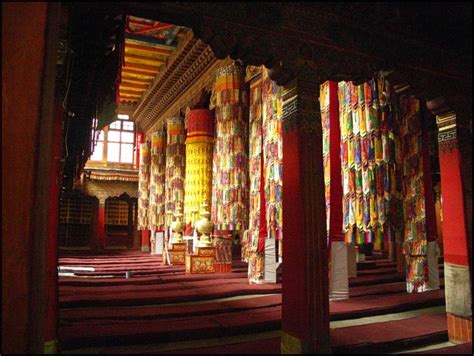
[97,201,106,250]
[44,99,63,353]
[321,81,349,299]
[2,2,59,353]
[281,79,330,353]
[422,125,440,290]
[436,112,472,343]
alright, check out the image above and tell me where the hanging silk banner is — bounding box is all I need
[138,142,150,230]
[246,66,283,284]
[320,80,343,243]
[165,117,185,227]
[247,69,265,284]
[184,109,214,224]
[399,95,428,293]
[149,130,166,231]
[211,63,249,232]
[262,69,283,255]
[338,76,400,249]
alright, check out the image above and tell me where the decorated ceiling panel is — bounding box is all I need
[118,16,190,107]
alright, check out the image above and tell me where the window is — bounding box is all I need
[107,119,135,163]
[89,116,135,164]
[90,129,105,161]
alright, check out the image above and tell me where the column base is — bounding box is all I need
[44,340,58,354]
[141,245,150,252]
[347,242,357,278]
[329,241,349,300]
[281,331,304,354]
[445,262,472,317]
[281,331,331,354]
[447,313,472,343]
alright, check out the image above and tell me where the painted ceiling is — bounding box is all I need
[118,16,190,107]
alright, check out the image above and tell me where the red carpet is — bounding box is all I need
[58,251,448,353]
[164,337,281,354]
[331,289,445,320]
[59,305,282,349]
[331,313,448,353]
[414,342,472,354]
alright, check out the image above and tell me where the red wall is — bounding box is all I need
[2,2,49,353]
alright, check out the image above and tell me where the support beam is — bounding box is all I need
[320,80,349,300]
[124,61,162,73]
[121,68,158,78]
[125,42,173,56]
[281,79,330,353]
[124,53,166,65]
[120,82,149,91]
[436,112,472,343]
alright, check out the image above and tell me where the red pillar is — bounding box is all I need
[322,81,349,298]
[44,99,63,352]
[281,80,330,353]
[97,205,106,250]
[422,122,441,290]
[436,112,472,343]
[327,81,344,243]
[422,129,438,242]
[142,230,151,252]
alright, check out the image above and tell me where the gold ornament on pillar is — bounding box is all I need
[171,204,185,244]
[196,201,213,248]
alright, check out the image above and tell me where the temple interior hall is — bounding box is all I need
[2,2,472,354]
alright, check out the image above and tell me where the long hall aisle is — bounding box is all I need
[57,252,471,354]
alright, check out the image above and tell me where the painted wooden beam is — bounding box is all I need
[125,43,172,56]
[119,90,142,97]
[124,53,166,65]
[121,76,152,85]
[120,82,149,90]
[125,33,177,48]
[124,61,162,73]
[121,68,157,78]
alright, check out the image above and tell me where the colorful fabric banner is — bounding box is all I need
[399,94,428,292]
[337,77,400,248]
[149,130,166,231]
[137,142,150,230]
[165,117,186,227]
[247,67,283,284]
[184,109,214,224]
[211,63,249,232]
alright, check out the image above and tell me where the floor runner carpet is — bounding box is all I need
[330,289,445,320]
[59,305,282,349]
[59,282,282,308]
[331,313,448,353]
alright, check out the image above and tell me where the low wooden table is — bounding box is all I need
[168,243,186,265]
[185,247,215,273]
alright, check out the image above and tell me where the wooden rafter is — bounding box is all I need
[120,82,149,90]
[121,76,152,85]
[125,33,176,49]
[125,43,172,56]
[121,68,157,78]
[124,53,166,65]
[120,88,144,97]
[123,61,162,73]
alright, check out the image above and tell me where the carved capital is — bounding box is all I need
[282,78,321,133]
[436,112,459,154]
